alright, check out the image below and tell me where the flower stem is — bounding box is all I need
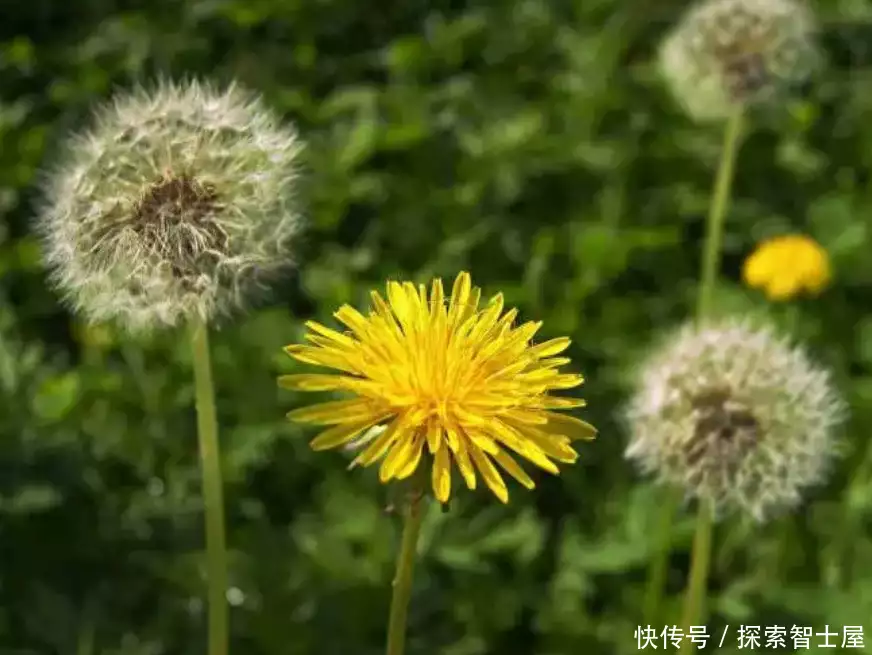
[680,506,714,651]
[191,317,229,655]
[643,109,744,633]
[679,109,744,650]
[696,109,744,320]
[642,490,678,625]
[385,488,426,655]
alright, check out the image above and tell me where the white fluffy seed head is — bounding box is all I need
[659,0,820,122]
[37,78,304,333]
[624,317,846,522]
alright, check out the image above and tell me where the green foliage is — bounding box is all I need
[1,0,871,653]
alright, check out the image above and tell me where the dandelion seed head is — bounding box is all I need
[280,272,597,504]
[37,78,304,332]
[624,317,845,521]
[659,0,819,122]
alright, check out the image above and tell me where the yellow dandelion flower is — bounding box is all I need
[279,272,596,504]
[742,234,831,301]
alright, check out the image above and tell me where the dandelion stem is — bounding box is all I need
[642,489,679,625]
[385,487,426,655]
[191,317,229,655]
[696,109,744,319]
[679,108,744,650]
[680,505,714,651]
[643,109,744,634]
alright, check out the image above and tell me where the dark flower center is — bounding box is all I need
[685,387,759,469]
[709,20,782,102]
[723,51,770,98]
[136,174,218,225]
[130,172,229,285]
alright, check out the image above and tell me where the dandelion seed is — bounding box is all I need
[742,233,830,300]
[37,78,303,332]
[659,0,819,122]
[279,272,596,504]
[624,317,845,520]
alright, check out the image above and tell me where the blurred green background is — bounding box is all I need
[2,0,872,653]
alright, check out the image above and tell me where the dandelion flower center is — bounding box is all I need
[135,173,220,231]
[686,387,760,470]
[129,172,229,282]
[280,272,597,504]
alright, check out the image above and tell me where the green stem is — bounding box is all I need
[680,505,714,652]
[642,109,744,632]
[642,491,678,625]
[191,317,229,655]
[696,109,744,320]
[385,489,426,655]
[679,109,744,651]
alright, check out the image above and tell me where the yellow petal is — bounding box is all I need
[286,399,386,425]
[537,356,571,369]
[742,248,772,288]
[485,357,532,381]
[432,445,452,502]
[304,320,357,348]
[492,308,520,340]
[503,408,548,426]
[379,433,420,482]
[395,433,426,479]
[305,334,352,350]
[468,441,508,503]
[507,320,542,345]
[466,294,505,343]
[447,428,476,490]
[545,373,585,390]
[489,421,560,474]
[801,252,831,293]
[448,272,472,322]
[369,291,403,336]
[309,418,382,451]
[277,374,349,392]
[539,412,597,441]
[430,278,444,317]
[491,449,535,490]
[426,421,442,454]
[764,275,800,301]
[528,337,571,359]
[283,345,359,374]
[467,430,501,456]
[453,404,488,427]
[532,396,587,410]
[387,281,415,329]
[333,305,372,338]
[349,419,401,468]
[520,428,579,463]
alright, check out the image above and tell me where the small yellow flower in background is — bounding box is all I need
[742,234,831,300]
[279,272,596,504]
